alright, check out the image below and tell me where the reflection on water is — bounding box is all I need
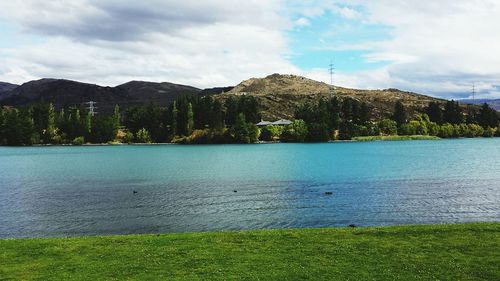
[0,139,500,238]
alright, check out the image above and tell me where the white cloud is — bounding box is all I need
[1,0,500,100]
[0,0,297,87]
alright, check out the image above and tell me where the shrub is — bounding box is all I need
[399,123,417,136]
[438,123,454,138]
[260,125,284,141]
[136,128,152,143]
[428,122,440,136]
[281,120,308,143]
[306,122,330,142]
[468,124,484,138]
[122,131,134,144]
[378,119,398,135]
[483,127,495,138]
[71,136,85,145]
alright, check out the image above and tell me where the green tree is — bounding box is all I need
[43,103,57,143]
[426,102,443,124]
[281,120,308,143]
[328,97,341,130]
[112,105,121,132]
[171,101,179,136]
[478,103,499,128]
[225,97,239,126]
[438,123,455,138]
[443,100,463,124]
[231,113,252,144]
[306,122,330,142]
[186,102,194,135]
[136,128,152,143]
[210,99,224,129]
[89,116,115,143]
[84,111,92,138]
[378,119,398,135]
[359,102,372,124]
[260,125,284,141]
[392,101,407,126]
[483,127,495,138]
[3,108,35,145]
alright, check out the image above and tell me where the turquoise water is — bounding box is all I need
[0,139,499,238]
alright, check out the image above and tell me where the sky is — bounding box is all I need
[1,0,500,99]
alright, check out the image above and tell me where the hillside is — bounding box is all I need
[218,74,449,120]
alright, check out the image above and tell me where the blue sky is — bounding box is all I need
[1,0,500,99]
[288,8,391,72]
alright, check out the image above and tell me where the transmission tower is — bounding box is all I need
[329,60,336,95]
[84,101,98,117]
[472,83,476,102]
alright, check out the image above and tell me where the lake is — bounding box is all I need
[0,139,499,238]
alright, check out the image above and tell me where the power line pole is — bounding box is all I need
[329,60,336,95]
[472,83,476,103]
[85,101,98,117]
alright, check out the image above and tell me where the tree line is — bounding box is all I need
[259,98,500,142]
[0,95,261,145]
[1,94,499,146]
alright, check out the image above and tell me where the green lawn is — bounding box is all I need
[1,223,499,280]
[352,135,441,142]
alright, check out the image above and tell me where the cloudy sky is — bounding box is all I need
[1,0,499,99]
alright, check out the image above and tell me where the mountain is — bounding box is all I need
[0,79,202,113]
[0,74,475,119]
[0,82,19,94]
[218,74,450,120]
[460,99,500,111]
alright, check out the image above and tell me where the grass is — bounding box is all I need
[352,135,441,142]
[1,223,499,280]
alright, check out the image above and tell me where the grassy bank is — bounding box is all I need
[1,223,499,280]
[352,135,441,142]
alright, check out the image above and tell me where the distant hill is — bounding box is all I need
[0,79,202,113]
[218,74,451,120]
[460,99,500,111]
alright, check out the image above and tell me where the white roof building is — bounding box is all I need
[256,120,273,126]
[272,119,292,126]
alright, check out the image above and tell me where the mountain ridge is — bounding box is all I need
[0,74,471,118]
[0,78,203,113]
[0,82,19,94]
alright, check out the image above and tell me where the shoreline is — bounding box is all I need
[0,221,496,241]
[2,135,499,147]
[2,135,478,147]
